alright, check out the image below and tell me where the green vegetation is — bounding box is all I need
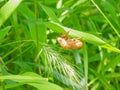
[0,0,120,90]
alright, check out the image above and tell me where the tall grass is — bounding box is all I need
[0,0,120,90]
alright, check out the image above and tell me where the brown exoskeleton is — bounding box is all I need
[57,31,83,50]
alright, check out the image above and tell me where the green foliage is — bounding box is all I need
[0,26,11,41]
[0,0,120,90]
[0,72,63,90]
[0,0,23,27]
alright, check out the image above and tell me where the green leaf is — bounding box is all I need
[105,73,120,78]
[102,55,120,72]
[38,24,47,43]
[0,26,11,41]
[0,72,63,90]
[0,0,4,3]
[28,22,47,45]
[98,75,116,90]
[18,3,35,19]
[91,0,120,38]
[44,22,120,53]
[0,0,23,27]
[43,22,66,33]
[40,4,60,23]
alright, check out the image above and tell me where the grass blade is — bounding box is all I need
[0,0,23,27]
[91,0,120,38]
[44,22,120,53]
[40,4,60,23]
[0,72,63,90]
[0,26,11,41]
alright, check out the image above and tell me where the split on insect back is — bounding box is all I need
[57,31,83,50]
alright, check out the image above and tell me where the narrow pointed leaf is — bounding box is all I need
[0,26,11,41]
[0,0,23,27]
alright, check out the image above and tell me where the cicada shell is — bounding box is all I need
[57,33,83,50]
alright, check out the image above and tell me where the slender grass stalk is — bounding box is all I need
[88,78,98,86]
[5,45,33,66]
[91,0,120,38]
[11,12,23,70]
[0,57,6,90]
[1,81,5,90]
[0,40,34,47]
[2,43,25,59]
[34,0,42,75]
[83,43,88,90]
[0,57,8,70]
[97,46,103,74]
[34,0,39,49]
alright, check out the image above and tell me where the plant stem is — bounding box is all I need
[91,0,120,38]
